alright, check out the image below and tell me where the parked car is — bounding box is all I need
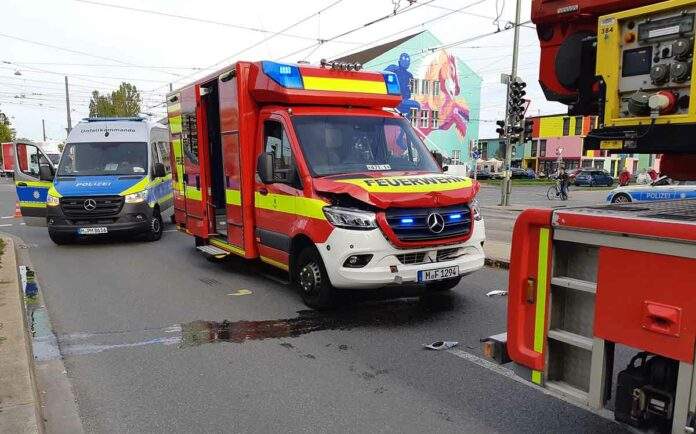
[574,169,614,187]
[510,167,535,179]
[606,177,696,203]
[473,169,493,179]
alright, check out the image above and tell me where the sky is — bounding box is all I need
[0,0,566,142]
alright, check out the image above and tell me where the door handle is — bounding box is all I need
[182,173,189,183]
[195,175,200,189]
[17,182,27,187]
[258,187,269,196]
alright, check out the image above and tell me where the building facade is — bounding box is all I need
[335,31,482,164]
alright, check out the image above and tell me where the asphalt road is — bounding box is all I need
[0,179,626,433]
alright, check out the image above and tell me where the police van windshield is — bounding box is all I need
[292,115,441,177]
[57,142,148,176]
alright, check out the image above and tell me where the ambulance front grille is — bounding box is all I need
[384,205,472,242]
[60,196,124,219]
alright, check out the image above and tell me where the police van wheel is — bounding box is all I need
[426,276,462,292]
[48,231,73,245]
[611,193,631,204]
[295,247,335,309]
[146,211,163,242]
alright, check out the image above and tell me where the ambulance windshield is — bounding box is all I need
[57,142,148,176]
[293,116,441,177]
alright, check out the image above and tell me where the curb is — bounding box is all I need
[0,237,43,434]
[485,256,510,270]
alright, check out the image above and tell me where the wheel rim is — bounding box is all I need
[152,216,161,233]
[614,195,629,203]
[299,262,321,294]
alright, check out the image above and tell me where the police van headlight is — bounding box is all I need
[124,190,148,204]
[323,206,377,230]
[471,199,482,221]
[46,193,60,207]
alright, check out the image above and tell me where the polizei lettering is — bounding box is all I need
[362,176,466,187]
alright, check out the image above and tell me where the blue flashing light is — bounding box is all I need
[400,217,414,224]
[261,61,304,89]
[449,213,462,221]
[383,72,401,95]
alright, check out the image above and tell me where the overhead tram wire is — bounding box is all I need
[73,0,362,46]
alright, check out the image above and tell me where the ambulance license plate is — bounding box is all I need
[418,266,459,282]
[78,227,108,235]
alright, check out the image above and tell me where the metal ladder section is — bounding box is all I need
[196,244,230,260]
[543,233,696,433]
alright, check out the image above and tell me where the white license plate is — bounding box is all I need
[418,266,459,282]
[77,227,108,235]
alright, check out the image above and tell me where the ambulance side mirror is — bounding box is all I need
[257,152,274,184]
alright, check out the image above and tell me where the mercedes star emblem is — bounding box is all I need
[426,212,445,234]
[83,199,97,211]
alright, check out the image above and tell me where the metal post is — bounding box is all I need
[500,0,522,206]
[64,76,72,134]
[42,119,46,141]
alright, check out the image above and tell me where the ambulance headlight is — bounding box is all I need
[46,193,60,207]
[124,190,148,204]
[323,206,377,230]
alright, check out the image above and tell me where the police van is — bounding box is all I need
[14,117,173,243]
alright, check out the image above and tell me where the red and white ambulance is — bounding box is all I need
[166,60,485,307]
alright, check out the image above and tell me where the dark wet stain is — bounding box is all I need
[374,386,386,394]
[361,372,375,380]
[279,342,294,349]
[178,294,457,348]
[198,277,221,287]
[303,354,316,359]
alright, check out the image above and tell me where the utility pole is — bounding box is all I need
[500,0,522,206]
[42,119,46,141]
[64,76,72,134]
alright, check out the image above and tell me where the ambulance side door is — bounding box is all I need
[14,142,55,225]
[254,115,302,268]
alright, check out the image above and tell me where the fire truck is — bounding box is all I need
[482,1,696,432]
[166,61,485,308]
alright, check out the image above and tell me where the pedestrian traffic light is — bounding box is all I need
[523,119,534,142]
[495,120,506,137]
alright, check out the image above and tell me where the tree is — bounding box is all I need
[0,111,15,142]
[88,82,142,117]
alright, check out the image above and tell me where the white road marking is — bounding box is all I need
[1,215,14,219]
[163,229,177,233]
[0,224,12,227]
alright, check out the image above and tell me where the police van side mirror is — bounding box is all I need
[39,164,53,182]
[257,152,274,184]
[153,162,166,178]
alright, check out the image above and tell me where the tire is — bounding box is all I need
[611,193,632,204]
[48,231,73,245]
[294,247,335,309]
[426,276,462,292]
[546,185,559,200]
[145,210,163,242]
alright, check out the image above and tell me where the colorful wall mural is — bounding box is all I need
[362,31,482,163]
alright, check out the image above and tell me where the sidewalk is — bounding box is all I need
[0,237,42,434]
[483,239,511,269]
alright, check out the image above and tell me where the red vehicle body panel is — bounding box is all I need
[2,143,14,172]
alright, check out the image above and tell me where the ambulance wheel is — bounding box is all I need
[146,211,163,242]
[426,276,462,292]
[295,247,335,309]
[48,231,73,245]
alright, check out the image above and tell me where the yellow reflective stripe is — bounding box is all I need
[337,174,473,193]
[47,185,62,198]
[168,115,182,134]
[226,189,241,206]
[171,138,184,193]
[149,192,173,207]
[16,180,52,188]
[531,370,543,385]
[19,201,46,208]
[533,228,550,354]
[119,177,149,196]
[254,192,327,220]
[303,76,387,94]
[185,185,202,201]
[209,237,245,257]
[260,255,289,271]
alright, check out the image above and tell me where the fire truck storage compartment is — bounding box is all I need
[202,81,226,235]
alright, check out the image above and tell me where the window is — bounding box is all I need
[150,143,160,175]
[181,112,199,164]
[420,110,429,128]
[412,79,419,95]
[431,110,439,128]
[157,142,171,173]
[421,80,429,95]
[539,139,547,157]
[574,116,583,136]
[531,141,537,157]
[562,117,570,136]
[408,78,415,93]
[451,150,461,164]
[57,142,148,176]
[410,108,418,127]
[17,143,46,178]
[433,80,440,96]
[263,120,293,182]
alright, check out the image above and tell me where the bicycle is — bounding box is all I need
[547,180,569,201]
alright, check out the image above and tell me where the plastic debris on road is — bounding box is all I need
[424,341,459,350]
[486,290,508,297]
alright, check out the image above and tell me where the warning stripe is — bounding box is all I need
[254,192,327,220]
[302,76,387,95]
[531,227,551,385]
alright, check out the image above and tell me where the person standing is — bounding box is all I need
[619,168,631,186]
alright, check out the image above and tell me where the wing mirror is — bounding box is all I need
[39,164,54,181]
[153,162,166,178]
[257,152,274,184]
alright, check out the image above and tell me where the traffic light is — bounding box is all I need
[508,80,527,123]
[523,118,534,142]
[495,120,506,137]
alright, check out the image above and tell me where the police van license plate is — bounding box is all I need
[418,266,459,282]
[78,227,108,235]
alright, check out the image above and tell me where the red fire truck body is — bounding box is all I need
[166,61,485,307]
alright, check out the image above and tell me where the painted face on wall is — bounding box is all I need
[398,53,411,70]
